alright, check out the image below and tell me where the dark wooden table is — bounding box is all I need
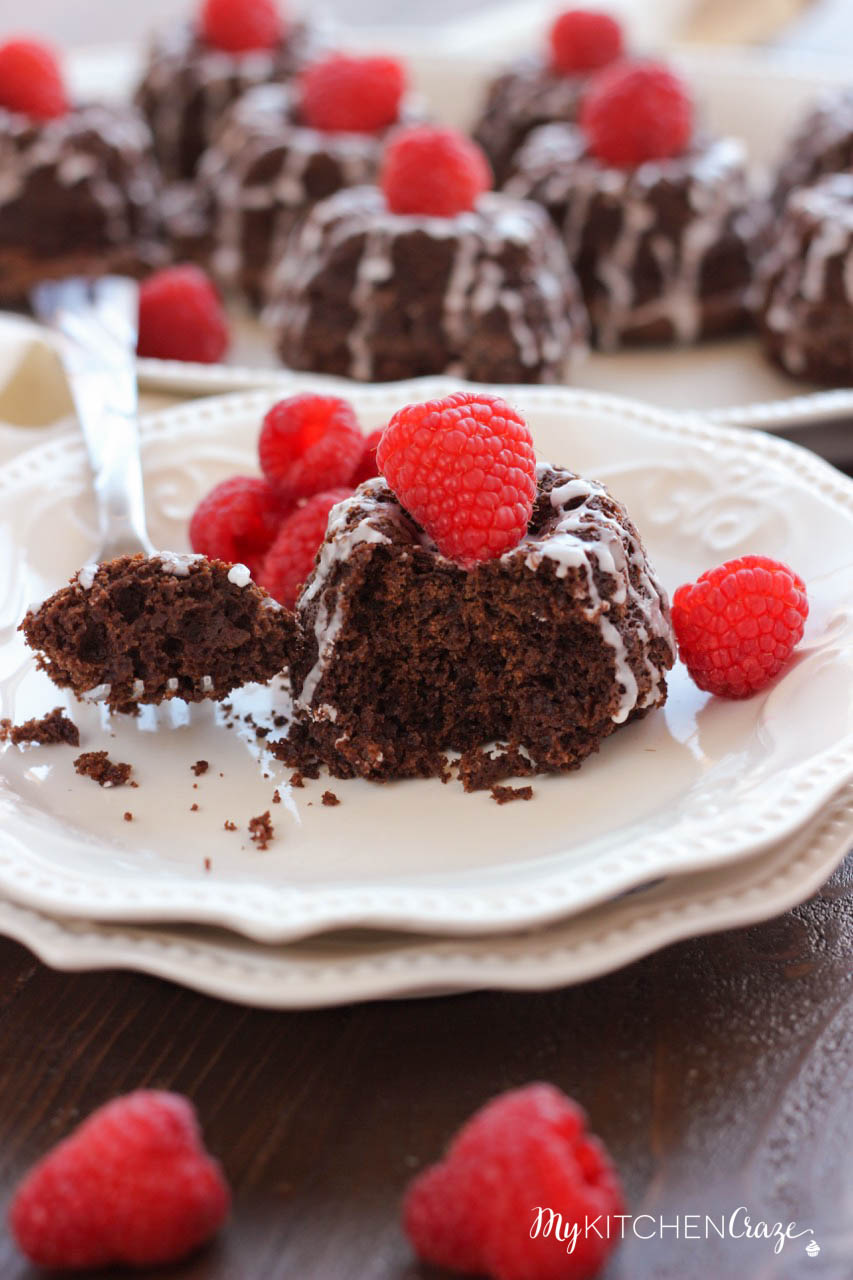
[0,848,850,1279]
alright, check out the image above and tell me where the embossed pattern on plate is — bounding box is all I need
[0,382,851,942]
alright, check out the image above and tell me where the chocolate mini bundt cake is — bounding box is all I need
[756,173,853,384]
[276,467,675,785]
[0,102,163,303]
[505,122,756,349]
[771,87,853,209]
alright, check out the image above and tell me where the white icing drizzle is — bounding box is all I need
[85,683,112,702]
[0,103,161,248]
[504,123,751,349]
[200,675,214,693]
[154,551,203,577]
[227,563,252,587]
[293,470,674,727]
[166,677,179,692]
[266,185,585,380]
[76,563,99,590]
[131,678,145,700]
[758,173,853,376]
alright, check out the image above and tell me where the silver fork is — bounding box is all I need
[30,276,155,562]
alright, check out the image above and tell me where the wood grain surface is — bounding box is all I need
[0,850,850,1279]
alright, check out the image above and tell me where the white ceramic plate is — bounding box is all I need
[0,780,849,1009]
[1,381,852,941]
[122,45,853,414]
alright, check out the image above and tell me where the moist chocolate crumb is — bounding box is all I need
[289,771,305,788]
[248,810,274,848]
[204,857,211,872]
[273,714,287,728]
[123,811,133,822]
[191,760,209,776]
[74,751,133,787]
[322,790,340,807]
[190,802,199,812]
[269,736,320,777]
[1,707,80,747]
[224,820,237,831]
[272,789,281,803]
[255,726,270,739]
[490,784,534,805]
[458,745,536,793]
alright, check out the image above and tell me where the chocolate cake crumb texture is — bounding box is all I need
[0,707,80,747]
[289,771,305,788]
[191,803,199,812]
[272,789,281,803]
[191,760,209,776]
[490,784,534,805]
[321,790,340,807]
[74,751,133,788]
[123,811,133,822]
[224,820,237,832]
[248,811,274,849]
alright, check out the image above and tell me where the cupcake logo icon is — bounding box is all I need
[806,1240,821,1257]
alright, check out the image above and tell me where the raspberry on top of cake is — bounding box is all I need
[135,0,324,181]
[473,8,625,186]
[266,125,588,384]
[194,52,421,303]
[504,59,757,350]
[0,38,164,303]
[276,391,675,787]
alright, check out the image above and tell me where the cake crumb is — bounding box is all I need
[458,744,536,793]
[272,789,281,804]
[248,811,274,849]
[190,803,199,812]
[74,751,133,788]
[1,707,80,747]
[490,784,534,805]
[191,760,209,776]
[123,811,133,822]
[224,819,237,831]
[204,857,211,872]
[289,771,304,789]
[322,790,340,807]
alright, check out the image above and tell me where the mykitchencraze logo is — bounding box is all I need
[530,1206,817,1256]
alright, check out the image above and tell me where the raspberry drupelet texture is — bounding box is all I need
[672,555,808,698]
[376,391,536,567]
[9,1091,230,1270]
[258,393,364,503]
[0,39,68,120]
[404,1083,624,1280]
[380,126,493,217]
[549,9,624,75]
[350,428,384,487]
[299,54,406,133]
[580,59,693,168]
[137,266,230,364]
[199,0,283,53]
[189,475,290,579]
[259,487,354,607]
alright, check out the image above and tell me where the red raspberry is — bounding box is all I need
[672,555,808,698]
[258,488,353,607]
[549,10,624,75]
[404,1084,624,1280]
[580,60,692,167]
[9,1091,229,1270]
[350,428,384,487]
[258,393,364,503]
[199,0,283,53]
[381,126,492,218]
[189,475,290,579]
[0,39,68,120]
[137,265,230,364]
[300,54,406,134]
[376,391,535,567]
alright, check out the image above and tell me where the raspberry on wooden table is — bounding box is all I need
[137,265,230,364]
[376,391,536,567]
[9,1091,230,1270]
[299,54,406,133]
[549,9,624,75]
[259,487,354,608]
[189,475,291,579]
[0,39,68,120]
[404,1083,624,1280]
[580,60,693,167]
[258,393,364,503]
[380,126,493,217]
[199,0,283,53]
[672,555,809,698]
[350,428,384,487]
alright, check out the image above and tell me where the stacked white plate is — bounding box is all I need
[0,382,851,1006]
